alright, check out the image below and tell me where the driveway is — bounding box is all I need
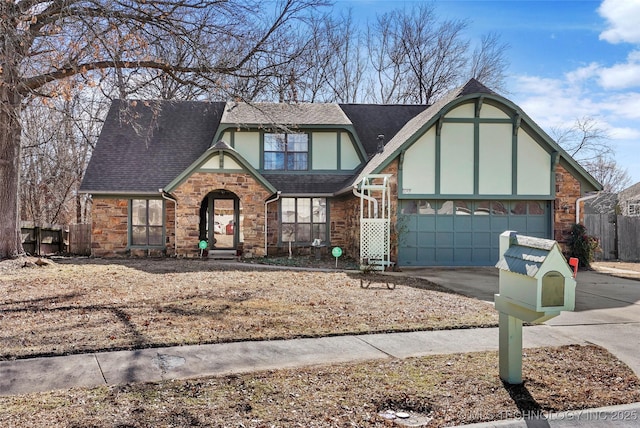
[399,266,640,376]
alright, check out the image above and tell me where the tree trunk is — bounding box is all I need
[0,83,24,259]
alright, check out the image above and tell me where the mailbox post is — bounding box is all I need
[495,231,577,384]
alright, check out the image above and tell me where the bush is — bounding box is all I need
[567,223,599,269]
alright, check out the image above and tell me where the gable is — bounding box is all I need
[164,142,276,194]
[398,97,557,198]
[350,80,601,197]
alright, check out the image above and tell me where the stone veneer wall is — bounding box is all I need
[90,198,129,257]
[330,159,401,265]
[171,172,272,258]
[329,194,359,260]
[164,199,176,256]
[554,163,582,250]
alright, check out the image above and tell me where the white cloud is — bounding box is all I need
[565,63,600,84]
[598,0,640,44]
[509,70,640,182]
[511,75,597,128]
[599,92,640,119]
[598,50,640,89]
[608,126,640,140]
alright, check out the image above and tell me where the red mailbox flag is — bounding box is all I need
[569,257,579,278]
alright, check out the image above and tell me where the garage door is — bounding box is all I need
[398,200,551,266]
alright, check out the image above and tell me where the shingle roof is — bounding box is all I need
[338,104,428,156]
[221,102,351,127]
[262,173,354,195]
[80,100,225,194]
[346,82,473,189]
[495,235,557,277]
[85,79,565,198]
[619,181,640,202]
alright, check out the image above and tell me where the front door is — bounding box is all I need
[199,191,241,250]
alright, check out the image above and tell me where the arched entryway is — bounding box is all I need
[199,190,242,254]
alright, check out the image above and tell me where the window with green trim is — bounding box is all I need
[264,133,308,170]
[281,197,327,243]
[130,199,163,246]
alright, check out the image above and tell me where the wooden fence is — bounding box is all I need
[68,223,92,256]
[584,214,640,262]
[20,223,91,256]
[617,216,640,262]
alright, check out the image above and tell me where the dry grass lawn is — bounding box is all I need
[1,257,639,427]
[0,257,497,360]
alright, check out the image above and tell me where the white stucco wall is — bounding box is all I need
[312,132,338,170]
[233,131,260,168]
[517,129,551,195]
[440,123,474,194]
[479,123,512,194]
[402,128,436,194]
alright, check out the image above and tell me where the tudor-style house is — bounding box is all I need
[79,79,602,266]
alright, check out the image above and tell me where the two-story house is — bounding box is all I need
[79,79,601,266]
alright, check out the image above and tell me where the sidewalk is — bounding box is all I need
[0,325,581,396]
[2,325,639,427]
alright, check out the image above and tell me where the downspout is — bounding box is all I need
[264,191,282,257]
[353,182,378,218]
[160,190,178,257]
[576,192,600,224]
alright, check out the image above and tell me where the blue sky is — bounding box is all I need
[334,0,640,186]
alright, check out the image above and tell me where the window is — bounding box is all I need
[131,199,163,247]
[264,133,308,170]
[281,198,326,243]
[629,201,640,216]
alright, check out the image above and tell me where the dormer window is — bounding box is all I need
[264,133,308,170]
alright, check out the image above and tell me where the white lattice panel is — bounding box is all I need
[361,219,389,259]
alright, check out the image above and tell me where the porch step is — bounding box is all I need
[208,250,238,260]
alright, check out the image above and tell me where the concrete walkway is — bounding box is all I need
[1,265,640,427]
[0,324,584,396]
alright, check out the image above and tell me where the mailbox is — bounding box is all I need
[494,231,577,384]
[495,231,576,322]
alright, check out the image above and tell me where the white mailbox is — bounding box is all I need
[494,231,577,384]
[495,231,576,323]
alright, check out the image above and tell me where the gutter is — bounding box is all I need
[80,190,160,197]
[160,190,178,257]
[264,191,282,257]
[576,192,600,224]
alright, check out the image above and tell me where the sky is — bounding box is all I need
[333,0,640,186]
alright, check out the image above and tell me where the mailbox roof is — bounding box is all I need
[495,235,559,277]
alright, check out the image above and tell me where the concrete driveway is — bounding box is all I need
[400,266,640,376]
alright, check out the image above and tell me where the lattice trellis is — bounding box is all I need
[361,219,389,260]
[353,174,392,271]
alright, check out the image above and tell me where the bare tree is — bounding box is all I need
[582,155,631,193]
[468,32,510,94]
[551,116,630,192]
[318,10,366,103]
[0,0,326,258]
[20,90,106,227]
[366,3,505,104]
[552,116,613,163]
